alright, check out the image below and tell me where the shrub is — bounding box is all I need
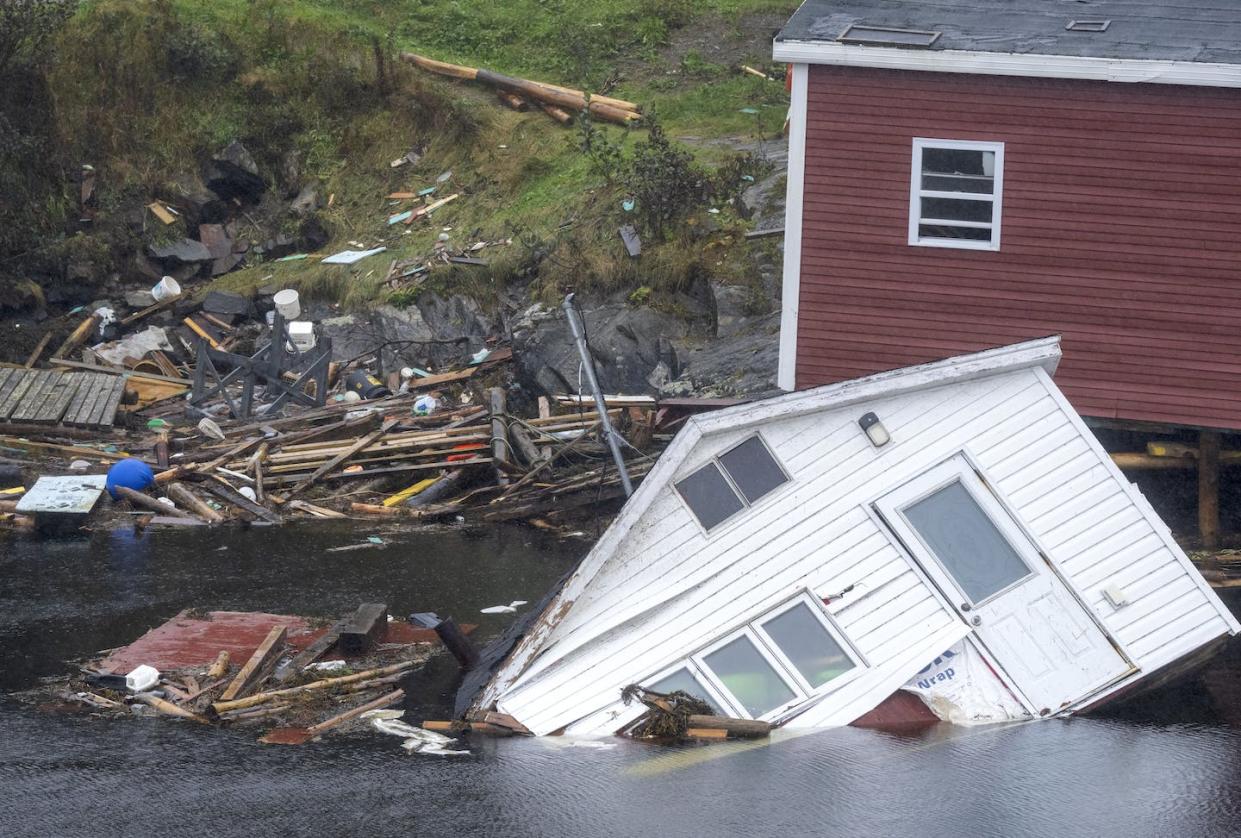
[623,117,707,239]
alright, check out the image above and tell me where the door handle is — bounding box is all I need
[960,603,971,611]
[971,616,982,627]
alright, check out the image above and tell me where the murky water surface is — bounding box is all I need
[2,524,1240,837]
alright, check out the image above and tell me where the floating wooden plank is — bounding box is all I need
[79,375,122,428]
[286,418,399,498]
[339,603,388,654]
[218,625,287,702]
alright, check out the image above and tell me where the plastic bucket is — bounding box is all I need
[273,289,301,320]
[151,276,181,302]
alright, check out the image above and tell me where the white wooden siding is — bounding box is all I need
[486,343,1237,735]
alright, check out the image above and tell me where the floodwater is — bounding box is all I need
[2,523,1241,838]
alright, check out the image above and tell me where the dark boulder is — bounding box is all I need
[203,141,266,204]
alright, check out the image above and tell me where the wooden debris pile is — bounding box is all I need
[621,684,773,743]
[32,605,445,747]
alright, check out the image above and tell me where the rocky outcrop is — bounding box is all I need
[203,140,266,204]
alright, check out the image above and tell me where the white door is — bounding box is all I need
[876,455,1133,715]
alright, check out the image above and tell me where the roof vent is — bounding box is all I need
[838,24,942,48]
[1066,19,1111,32]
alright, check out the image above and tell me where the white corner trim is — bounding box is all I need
[772,40,1241,89]
[777,62,809,392]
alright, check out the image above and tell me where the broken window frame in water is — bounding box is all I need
[643,591,866,721]
[674,434,790,533]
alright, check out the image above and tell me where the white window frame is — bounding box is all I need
[908,138,1004,252]
[674,433,791,537]
[641,591,867,721]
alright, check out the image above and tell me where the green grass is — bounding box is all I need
[33,0,796,312]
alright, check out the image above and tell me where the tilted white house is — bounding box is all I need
[470,338,1239,735]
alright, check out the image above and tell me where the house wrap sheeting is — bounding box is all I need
[474,339,1238,736]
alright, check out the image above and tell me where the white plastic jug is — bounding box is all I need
[151,276,181,302]
[125,664,160,693]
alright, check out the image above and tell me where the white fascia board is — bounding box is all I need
[777,62,809,392]
[773,40,1241,89]
[695,335,1062,437]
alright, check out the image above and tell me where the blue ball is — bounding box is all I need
[106,458,155,500]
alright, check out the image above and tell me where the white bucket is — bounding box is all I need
[151,276,181,302]
[273,289,301,320]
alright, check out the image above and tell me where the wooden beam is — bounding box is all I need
[286,418,399,498]
[23,332,52,369]
[114,485,202,521]
[275,619,346,683]
[219,625,287,702]
[166,482,225,523]
[685,714,773,738]
[1201,430,1221,550]
[434,618,479,670]
[490,387,510,486]
[339,603,388,654]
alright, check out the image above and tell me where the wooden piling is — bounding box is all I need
[1200,430,1221,550]
[489,387,510,486]
[434,618,479,670]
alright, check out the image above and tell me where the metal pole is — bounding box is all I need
[562,293,634,497]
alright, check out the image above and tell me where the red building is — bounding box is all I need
[775,1,1241,432]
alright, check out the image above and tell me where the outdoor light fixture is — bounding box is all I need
[859,412,890,448]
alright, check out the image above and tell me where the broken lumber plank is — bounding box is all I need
[114,485,202,521]
[339,603,388,654]
[207,651,230,679]
[211,661,416,715]
[305,688,404,737]
[167,482,225,523]
[286,418,399,498]
[685,728,729,740]
[197,476,283,524]
[23,332,52,369]
[132,692,210,723]
[218,625,287,702]
[52,314,100,360]
[685,715,772,738]
[490,387,510,486]
[274,620,347,683]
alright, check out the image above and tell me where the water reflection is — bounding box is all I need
[1,524,1239,837]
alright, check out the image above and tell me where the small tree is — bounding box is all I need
[0,1,77,77]
[623,117,706,239]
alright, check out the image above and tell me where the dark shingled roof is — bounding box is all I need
[777,0,1241,65]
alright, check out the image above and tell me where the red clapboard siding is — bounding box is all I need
[795,65,1241,430]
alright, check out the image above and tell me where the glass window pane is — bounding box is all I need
[703,635,797,718]
[647,667,726,715]
[919,224,993,242]
[922,173,993,194]
[761,603,854,688]
[718,437,788,504]
[675,463,744,531]
[921,196,993,224]
[922,147,992,178]
[903,480,1030,603]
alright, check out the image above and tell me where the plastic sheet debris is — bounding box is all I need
[322,247,387,265]
[369,716,469,756]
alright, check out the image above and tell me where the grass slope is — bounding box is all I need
[39,0,796,312]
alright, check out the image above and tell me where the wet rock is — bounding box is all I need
[202,290,253,320]
[161,175,229,227]
[740,171,787,233]
[124,289,156,309]
[256,233,298,260]
[290,183,322,217]
[666,311,781,398]
[204,141,266,204]
[298,216,330,252]
[148,238,212,266]
[280,149,304,198]
[512,292,712,397]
